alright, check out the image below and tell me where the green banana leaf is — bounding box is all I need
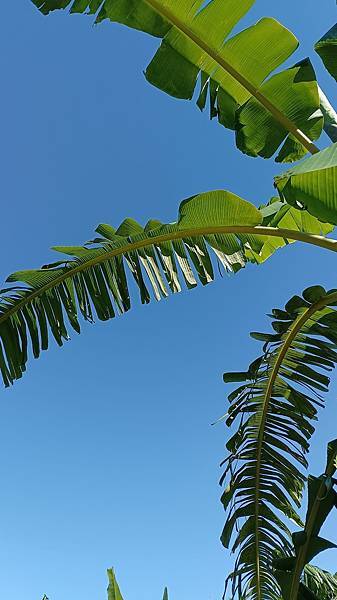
[275,142,337,225]
[31,0,322,161]
[247,197,333,263]
[315,23,337,82]
[1,189,334,387]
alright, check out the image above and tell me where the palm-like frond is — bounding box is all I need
[31,0,322,161]
[221,286,337,599]
[1,190,336,388]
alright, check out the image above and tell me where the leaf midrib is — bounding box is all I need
[253,290,337,599]
[1,225,336,326]
[143,0,319,155]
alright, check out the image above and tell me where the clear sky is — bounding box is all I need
[1,2,337,599]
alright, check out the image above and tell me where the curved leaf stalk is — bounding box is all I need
[143,0,319,156]
[254,291,337,599]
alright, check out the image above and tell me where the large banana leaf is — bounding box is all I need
[315,23,337,83]
[275,142,337,225]
[221,286,337,599]
[1,190,336,388]
[31,0,322,161]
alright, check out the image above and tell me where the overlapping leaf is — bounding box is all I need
[221,286,337,599]
[31,0,322,161]
[275,142,337,226]
[246,197,334,264]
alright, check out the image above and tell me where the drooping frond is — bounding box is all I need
[221,286,337,599]
[31,0,322,161]
[0,190,335,388]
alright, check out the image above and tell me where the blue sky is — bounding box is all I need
[1,2,337,599]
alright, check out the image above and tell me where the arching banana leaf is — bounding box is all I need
[0,190,335,388]
[221,286,337,599]
[31,0,322,161]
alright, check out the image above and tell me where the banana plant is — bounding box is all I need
[10,4,337,600]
